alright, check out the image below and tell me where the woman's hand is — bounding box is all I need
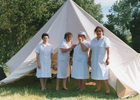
[106,58,110,65]
[78,37,82,42]
[88,60,91,66]
[71,44,76,49]
[37,64,41,69]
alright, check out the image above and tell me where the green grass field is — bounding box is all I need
[0,65,139,100]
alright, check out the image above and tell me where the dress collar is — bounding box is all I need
[42,42,49,47]
[96,36,104,41]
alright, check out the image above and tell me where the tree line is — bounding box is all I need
[0,0,139,64]
[0,0,103,63]
[104,0,140,52]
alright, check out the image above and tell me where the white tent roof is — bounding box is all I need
[1,0,140,98]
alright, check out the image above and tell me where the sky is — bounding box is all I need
[94,0,118,22]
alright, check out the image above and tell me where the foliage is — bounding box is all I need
[0,0,47,63]
[0,0,64,63]
[127,0,140,52]
[104,23,132,45]
[0,66,139,100]
[73,0,103,23]
[105,0,140,52]
[0,0,103,63]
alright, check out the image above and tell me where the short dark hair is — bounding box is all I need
[94,26,104,32]
[64,32,73,39]
[42,33,49,39]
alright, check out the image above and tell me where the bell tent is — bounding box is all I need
[0,0,140,98]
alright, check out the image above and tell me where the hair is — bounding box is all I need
[78,34,86,39]
[94,26,104,32]
[64,32,73,39]
[42,33,49,39]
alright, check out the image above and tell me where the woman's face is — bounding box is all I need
[78,35,85,41]
[42,36,49,43]
[95,28,104,37]
[66,35,72,42]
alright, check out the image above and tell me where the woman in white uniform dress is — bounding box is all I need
[72,31,89,92]
[35,33,54,91]
[89,26,111,94]
[56,32,76,90]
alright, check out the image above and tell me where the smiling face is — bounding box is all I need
[94,27,104,38]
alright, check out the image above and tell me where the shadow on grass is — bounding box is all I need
[0,76,119,100]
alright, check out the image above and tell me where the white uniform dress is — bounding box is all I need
[90,36,110,80]
[57,39,71,78]
[35,43,54,78]
[72,40,90,79]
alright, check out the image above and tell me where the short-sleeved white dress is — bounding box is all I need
[57,39,71,78]
[35,43,54,78]
[90,36,110,80]
[71,40,90,79]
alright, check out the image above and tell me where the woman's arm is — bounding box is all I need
[60,44,76,53]
[106,47,110,65]
[88,49,92,66]
[36,53,41,69]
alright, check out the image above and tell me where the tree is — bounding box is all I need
[127,0,140,52]
[0,0,49,63]
[0,0,103,63]
[104,0,140,50]
[73,0,103,23]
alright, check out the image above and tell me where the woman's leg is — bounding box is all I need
[80,79,86,91]
[103,80,110,93]
[44,78,47,88]
[76,79,81,89]
[83,79,87,89]
[40,78,46,90]
[63,78,68,90]
[56,78,60,90]
[95,80,101,91]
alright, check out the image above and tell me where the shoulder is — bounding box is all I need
[36,43,43,48]
[103,36,110,41]
[60,39,66,43]
[59,39,67,46]
[91,38,96,42]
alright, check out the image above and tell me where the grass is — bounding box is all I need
[0,64,139,100]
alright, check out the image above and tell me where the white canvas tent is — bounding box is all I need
[0,0,140,98]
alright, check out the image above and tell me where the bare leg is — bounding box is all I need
[44,78,47,89]
[40,78,45,91]
[80,79,86,91]
[95,80,101,91]
[75,80,80,90]
[83,79,87,89]
[56,78,60,90]
[103,80,110,93]
[63,78,68,90]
